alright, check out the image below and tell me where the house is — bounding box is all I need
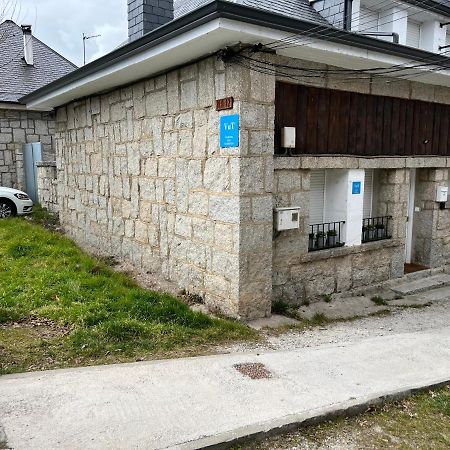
[22,0,450,319]
[0,20,76,191]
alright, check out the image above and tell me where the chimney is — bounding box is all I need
[21,25,33,65]
[128,0,174,41]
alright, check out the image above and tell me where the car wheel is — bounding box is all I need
[0,200,16,218]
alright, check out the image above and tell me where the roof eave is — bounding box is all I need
[20,0,450,107]
[400,0,450,17]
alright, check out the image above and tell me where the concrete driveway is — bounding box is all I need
[1,326,449,450]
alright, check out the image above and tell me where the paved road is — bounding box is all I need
[1,326,449,450]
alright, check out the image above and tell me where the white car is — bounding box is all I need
[0,187,33,218]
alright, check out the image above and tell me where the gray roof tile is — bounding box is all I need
[0,20,77,103]
[174,0,329,25]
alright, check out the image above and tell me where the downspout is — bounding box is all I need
[343,0,353,31]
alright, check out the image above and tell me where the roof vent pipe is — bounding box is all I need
[21,25,33,65]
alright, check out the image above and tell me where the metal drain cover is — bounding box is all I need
[234,363,272,379]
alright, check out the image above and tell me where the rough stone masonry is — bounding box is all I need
[0,108,55,189]
[55,55,274,319]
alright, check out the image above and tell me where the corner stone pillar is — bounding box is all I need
[413,168,449,267]
[376,168,409,278]
[226,56,275,319]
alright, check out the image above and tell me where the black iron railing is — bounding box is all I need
[362,216,392,243]
[309,221,345,252]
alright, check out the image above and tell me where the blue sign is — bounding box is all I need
[352,181,362,195]
[220,114,240,148]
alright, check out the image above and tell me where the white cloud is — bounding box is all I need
[3,0,127,66]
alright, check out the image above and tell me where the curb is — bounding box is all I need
[182,379,450,450]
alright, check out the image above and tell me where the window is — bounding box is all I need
[308,170,345,252]
[359,6,379,32]
[309,170,325,225]
[406,20,421,48]
[363,169,374,219]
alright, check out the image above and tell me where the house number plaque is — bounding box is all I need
[216,97,234,111]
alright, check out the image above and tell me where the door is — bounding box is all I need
[405,169,416,263]
[23,142,42,203]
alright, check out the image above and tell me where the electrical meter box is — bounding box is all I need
[436,186,448,202]
[281,127,296,149]
[275,207,301,231]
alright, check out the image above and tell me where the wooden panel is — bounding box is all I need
[317,88,330,153]
[296,84,308,153]
[306,87,320,151]
[275,82,450,157]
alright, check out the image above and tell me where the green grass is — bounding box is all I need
[0,216,255,375]
[249,386,450,449]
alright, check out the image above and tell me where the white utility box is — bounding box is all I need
[281,127,296,149]
[275,207,301,231]
[436,186,448,202]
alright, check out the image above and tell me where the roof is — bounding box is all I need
[400,0,450,15]
[0,20,77,103]
[174,0,329,25]
[21,0,450,109]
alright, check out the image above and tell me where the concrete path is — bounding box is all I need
[1,327,450,450]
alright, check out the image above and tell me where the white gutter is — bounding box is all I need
[26,18,450,110]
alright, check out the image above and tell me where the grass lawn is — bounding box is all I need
[0,212,255,375]
[249,386,450,449]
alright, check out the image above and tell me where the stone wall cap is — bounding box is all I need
[36,161,57,167]
[300,238,402,263]
[274,156,450,170]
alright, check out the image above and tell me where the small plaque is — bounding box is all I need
[216,97,234,111]
[220,114,240,148]
[352,181,362,195]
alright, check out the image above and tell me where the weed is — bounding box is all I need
[301,299,310,307]
[309,313,329,325]
[371,296,388,306]
[272,299,290,315]
[323,294,332,303]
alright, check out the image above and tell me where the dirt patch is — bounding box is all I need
[0,316,71,338]
[111,260,180,296]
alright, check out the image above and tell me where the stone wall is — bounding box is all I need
[53,49,450,317]
[54,55,274,319]
[36,161,58,213]
[0,108,55,189]
[272,166,407,304]
[413,168,450,267]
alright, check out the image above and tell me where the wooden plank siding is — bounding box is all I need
[275,81,450,156]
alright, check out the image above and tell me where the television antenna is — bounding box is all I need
[82,33,101,65]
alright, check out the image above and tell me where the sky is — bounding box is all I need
[3,0,128,66]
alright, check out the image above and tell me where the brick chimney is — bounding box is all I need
[128,0,174,41]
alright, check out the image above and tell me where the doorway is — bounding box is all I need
[23,142,42,203]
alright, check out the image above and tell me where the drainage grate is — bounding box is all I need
[234,363,272,379]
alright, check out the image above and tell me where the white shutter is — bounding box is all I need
[359,7,379,32]
[406,20,421,48]
[309,170,325,225]
[363,169,374,219]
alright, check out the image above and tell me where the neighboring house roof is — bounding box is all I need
[174,0,329,25]
[0,20,77,103]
